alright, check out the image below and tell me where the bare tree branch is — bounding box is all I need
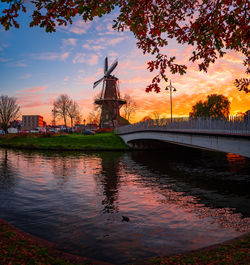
[0,95,21,133]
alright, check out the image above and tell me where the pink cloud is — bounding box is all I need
[89,55,98,65]
[108,36,128,45]
[33,52,70,61]
[16,92,45,108]
[87,36,128,47]
[18,86,46,93]
[15,86,50,110]
[73,53,98,65]
[64,76,69,82]
[78,68,103,85]
[69,20,91,34]
[62,38,77,47]
[82,43,104,51]
[20,73,31,80]
[21,101,45,108]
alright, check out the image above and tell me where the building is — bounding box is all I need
[22,115,43,130]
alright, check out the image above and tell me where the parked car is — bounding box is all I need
[0,130,5,135]
[48,128,58,133]
[82,129,95,135]
[7,127,18,134]
[60,128,68,133]
[30,130,39,133]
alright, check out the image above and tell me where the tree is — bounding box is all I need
[190,94,231,119]
[74,114,82,125]
[1,0,249,93]
[121,94,137,122]
[234,78,250,93]
[0,95,21,133]
[189,101,207,118]
[67,100,81,127]
[53,94,72,128]
[88,109,100,125]
[140,115,152,122]
[151,111,161,120]
[51,104,57,126]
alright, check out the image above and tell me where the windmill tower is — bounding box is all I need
[93,57,126,128]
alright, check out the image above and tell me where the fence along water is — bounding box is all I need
[115,116,250,136]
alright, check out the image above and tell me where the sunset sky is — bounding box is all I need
[1,4,249,124]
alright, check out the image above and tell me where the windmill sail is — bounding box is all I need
[104,57,108,75]
[93,58,118,89]
[105,60,118,77]
[93,77,104,89]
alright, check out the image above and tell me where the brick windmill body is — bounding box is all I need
[94,57,126,128]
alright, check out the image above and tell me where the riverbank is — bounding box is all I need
[0,219,110,265]
[0,132,130,151]
[145,234,250,264]
[0,218,249,265]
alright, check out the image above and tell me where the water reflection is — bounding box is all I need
[128,147,250,216]
[0,149,17,190]
[50,155,82,187]
[0,148,249,264]
[94,153,123,214]
[226,153,246,173]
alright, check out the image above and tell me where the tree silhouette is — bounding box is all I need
[121,94,137,122]
[53,94,72,128]
[190,94,231,119]
[0,95,21,133]
[67,100,81,127]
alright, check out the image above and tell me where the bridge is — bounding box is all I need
[115,117,250,158]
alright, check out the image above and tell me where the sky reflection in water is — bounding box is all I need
[0,147,249,264]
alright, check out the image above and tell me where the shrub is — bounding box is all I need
[95,128,113,134]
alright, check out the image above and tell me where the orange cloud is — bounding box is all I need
[14,45,249,126]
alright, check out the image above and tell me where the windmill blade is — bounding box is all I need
[105,60,118,76]
[104,57,108,75]
[93,77,104,89]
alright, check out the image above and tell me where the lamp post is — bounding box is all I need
[165,80,177,123]
[83,119,86,131]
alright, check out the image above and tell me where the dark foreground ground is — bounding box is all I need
[0,219,249,265]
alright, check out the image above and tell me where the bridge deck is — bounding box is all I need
[115,117,250,157]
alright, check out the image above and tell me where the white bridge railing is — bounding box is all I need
[115,116,250,136]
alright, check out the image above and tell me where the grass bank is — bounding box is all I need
[145,234,250,265]
[0,219,249,265]
[0,219,109,265]
[0,132,130,151]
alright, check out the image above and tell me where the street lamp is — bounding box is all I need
[83,119,86,130]
[165,80,177,123]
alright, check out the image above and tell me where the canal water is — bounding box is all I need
[0,146,249,264]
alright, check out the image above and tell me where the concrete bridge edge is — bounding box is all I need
[118,131,250,158]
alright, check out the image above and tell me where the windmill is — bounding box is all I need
[93,57,126,128]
